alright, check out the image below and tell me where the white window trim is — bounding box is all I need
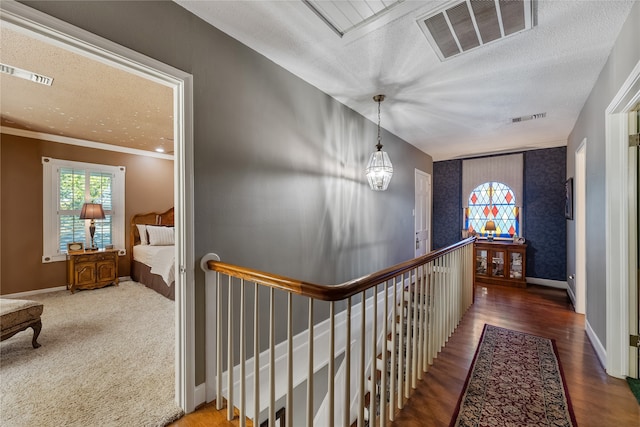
[42,157,126,262]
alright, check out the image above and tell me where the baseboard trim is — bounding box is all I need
[194,383,207,409]
[525,277,567,289]
[2,277,134,299]
[566,284,577,308]
[2,286,67,299]
[585,319,607,370]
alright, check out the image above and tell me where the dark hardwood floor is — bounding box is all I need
[171,284,640,427]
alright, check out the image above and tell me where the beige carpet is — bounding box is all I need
[0,281,183,426]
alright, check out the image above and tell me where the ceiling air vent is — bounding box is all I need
[417,0,537,61]
[511,112,546,123]
[0,63,54,86]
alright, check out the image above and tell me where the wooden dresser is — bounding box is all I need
[67,249,119,293]
[473,241,527,288]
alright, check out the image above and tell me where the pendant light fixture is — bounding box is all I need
[365,94,393,191]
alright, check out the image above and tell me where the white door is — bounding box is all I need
[415,169,431,257]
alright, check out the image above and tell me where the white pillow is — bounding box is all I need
[136,224,149,245]
[146,225,174,246]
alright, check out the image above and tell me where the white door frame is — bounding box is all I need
[414,169,432,256]
[605,59,640,378]
[574,139,587,314]
[1,2,196,411]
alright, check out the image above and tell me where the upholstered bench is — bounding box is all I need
[0,298,43,348]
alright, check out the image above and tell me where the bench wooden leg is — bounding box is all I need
[31,319,42,349]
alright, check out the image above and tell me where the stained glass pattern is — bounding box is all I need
[464,182,520,238]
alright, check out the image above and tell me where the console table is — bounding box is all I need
[474,241,527,288]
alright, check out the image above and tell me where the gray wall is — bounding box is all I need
[566,2,640,347]
[23,1,432,384]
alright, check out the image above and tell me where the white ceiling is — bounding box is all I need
[176,0,635,161]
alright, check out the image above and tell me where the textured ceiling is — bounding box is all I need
[176,0,635,161]
[0,2,634,161]
[0,26,174,154]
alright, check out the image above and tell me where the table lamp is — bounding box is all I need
[80,203,105,250]
[485,220,496,241]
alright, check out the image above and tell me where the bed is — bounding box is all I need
[129,208,175,300]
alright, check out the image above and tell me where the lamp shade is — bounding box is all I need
[485,220,496,232]
[79,203,105,220]
[365,150,393,191]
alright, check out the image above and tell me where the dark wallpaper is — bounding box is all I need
[432,159,462,249]
[432,147,567,281]
[523,147,567,281]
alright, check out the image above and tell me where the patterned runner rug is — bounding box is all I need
[450,324,577,427]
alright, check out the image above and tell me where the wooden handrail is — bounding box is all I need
[207,237,476,301]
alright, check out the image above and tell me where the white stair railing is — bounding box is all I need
[201,237,475,427]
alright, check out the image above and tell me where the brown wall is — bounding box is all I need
[0,133,173,295]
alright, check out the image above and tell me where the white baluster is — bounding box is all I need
[416,266,423,380]
[398,274,405,408]
[390,276,397,418]
[416,268,420,392]
[329,301,335,427]
[370,286,377,425]
[254,283,260,427]
[227,276,234,420]
[307,299,314,427]
[216,273,223,410]
[269,288,275,427]
[240,280,246,427]
[358,291,365,427]
[287,293,293,427]
[380,281,389,423]
[344,297,351,427]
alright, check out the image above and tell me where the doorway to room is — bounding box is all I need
[1,1,196,412]
[605,61,639,379]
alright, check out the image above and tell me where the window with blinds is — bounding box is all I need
[58,168,114,253]
[43,157,125,262]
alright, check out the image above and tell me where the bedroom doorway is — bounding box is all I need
[605,61,640,379]
[1,1,196,413]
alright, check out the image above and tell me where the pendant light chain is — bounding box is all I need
[376,97,382,151]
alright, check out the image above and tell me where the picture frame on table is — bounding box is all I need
[565,178,573,220]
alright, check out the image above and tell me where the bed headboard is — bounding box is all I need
[129,207,174,255]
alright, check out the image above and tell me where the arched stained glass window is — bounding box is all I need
[465,182,520,239]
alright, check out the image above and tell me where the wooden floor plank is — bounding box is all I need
[171,284,640,427]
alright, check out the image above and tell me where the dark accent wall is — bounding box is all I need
[523,147,567,281]
[432,160,462,249]
[432,147,567,281]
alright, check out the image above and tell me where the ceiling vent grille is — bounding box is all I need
[0,63,54,86]
[511,112,546,123]
[417,0,537,61]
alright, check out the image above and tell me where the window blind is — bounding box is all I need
[462,154,523,208]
